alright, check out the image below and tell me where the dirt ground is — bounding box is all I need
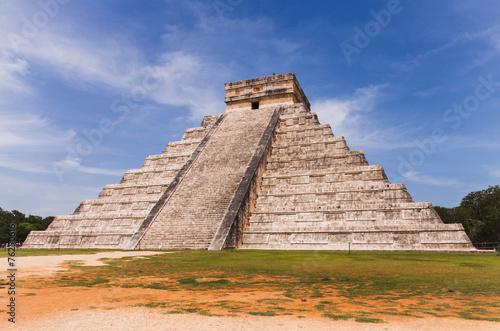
[1,252,499,330]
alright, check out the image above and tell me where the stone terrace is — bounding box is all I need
[24,73,476,252]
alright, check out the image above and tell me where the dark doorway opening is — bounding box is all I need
[251,101,259,110]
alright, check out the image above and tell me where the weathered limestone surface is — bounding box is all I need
[225,73,310,111]
[23,115,222,249]
[137,107,277,250]
[24,73,476,251]
[240,104,474,251]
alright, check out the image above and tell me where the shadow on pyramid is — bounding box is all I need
[24,74,476,252]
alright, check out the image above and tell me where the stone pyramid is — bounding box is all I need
[24,73,475,251]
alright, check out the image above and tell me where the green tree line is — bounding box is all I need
[0,207,54,245]
[435,185,500,244]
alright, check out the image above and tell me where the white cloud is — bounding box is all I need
[312,84,388,130]
[0,111,76,175]
[0,112,75,149]
[394,26,500,73]
[0,2,229,179]
[8,29,225,120]
[0,1,227,120]
[0,173,101,217]
[436,134,500,151]
[0,155,52,174]
[146,52,227,119]
[311,84,416,150]
[483,165,500,179]
[0,50,30,93]
[402,171,463,187]
[413,86,443,98]
[52,156,126,177]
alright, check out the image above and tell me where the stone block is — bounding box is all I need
[24,74,476,252]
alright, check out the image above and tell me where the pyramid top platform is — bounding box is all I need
[224,73,310,112]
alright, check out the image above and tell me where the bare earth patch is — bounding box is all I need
[1,252,499,330]
[4,251,167,278]
[11,307,500,331]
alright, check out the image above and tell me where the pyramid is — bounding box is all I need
[24,73,475,251]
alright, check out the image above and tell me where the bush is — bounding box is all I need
[0,207,54,244]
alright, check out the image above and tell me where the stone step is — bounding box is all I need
[119,173,177,186]
[99,185,168,198]
[275,123,332,134]
[137,107,279,249]
[261,181,404,192]
[251,201,434,213]
[181,127,211,140]
[271,136,348,150]
[141,153,194,169]
[278,112,320,128]
[265,159,369,172]
[254,193,413,206]
[240,222,472,251]
[161,139,203,154]
[268,149,366,162]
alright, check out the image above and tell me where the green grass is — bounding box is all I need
[178,277,231,289]
[459,310,500,322]
[41,250,499,296]
[322,313,353,320]
[256,298,292,304]
[355,316,385,323]
[14,249,500,322]
[249,311,277,316]
[143,282,173,290]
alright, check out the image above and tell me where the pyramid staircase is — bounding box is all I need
[24,115,222,248]
[24,73,476,251]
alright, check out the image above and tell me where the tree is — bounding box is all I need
[460,185,500,242]
[435,185,500,243]
[0,207,54,245]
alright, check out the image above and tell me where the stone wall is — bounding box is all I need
[240,103,475,251]
[23,115,222,249]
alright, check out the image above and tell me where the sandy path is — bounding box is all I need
[11,307,500,330]
[1,251,167,278]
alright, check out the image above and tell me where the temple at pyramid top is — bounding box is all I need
[225,73,310,112]
[24,73,477,252]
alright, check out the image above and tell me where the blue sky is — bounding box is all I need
[1,0,499,217]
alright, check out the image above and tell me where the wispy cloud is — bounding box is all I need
[0,1,231,179]
[483,165,500,179]
[311,84,416,150]
[0,155,52,174]
[437,134,500,151]
[0,173,101,217]
[52,156,126,177]
[146,52,227,119]
[402,171,463,187]
[413,86,444,98]
[393,26,500,73]
[0,112,75,149]
[0,111,76,175]
[0,3,226,120]
[312,84,388,130]
[10,27,222,117]
[0,50,30,94]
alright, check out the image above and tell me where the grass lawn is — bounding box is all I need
[5,249,500,323]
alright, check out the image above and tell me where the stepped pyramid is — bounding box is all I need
[25,73,475,251]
